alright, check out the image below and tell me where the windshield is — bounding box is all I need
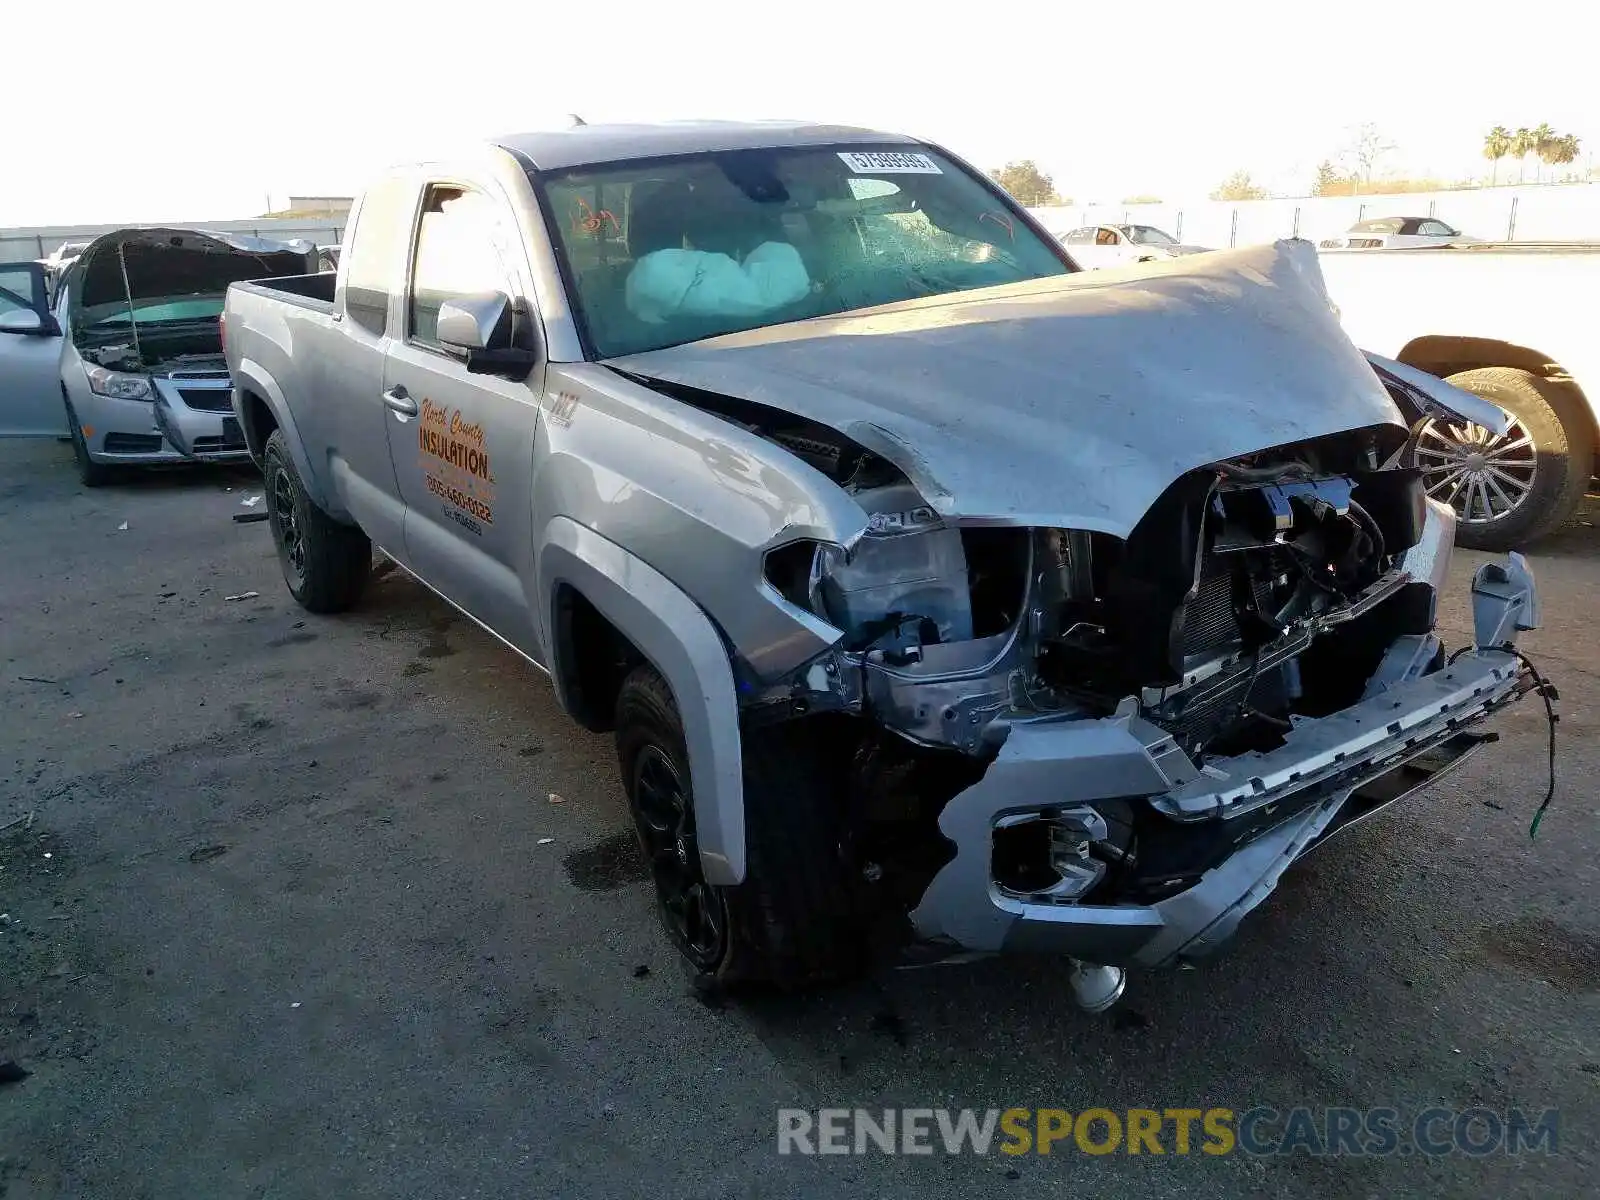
[538,145,1071,358]
[79,296,225,328]
[1123,225,1177,246]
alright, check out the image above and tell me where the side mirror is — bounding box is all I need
[437,291,541,380]
[0,310,45,335]
[436,292,510,352]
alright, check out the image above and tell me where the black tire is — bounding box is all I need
[263,429,371,613]
[64,403,113,488]
[614,664,864,989]
[1422,367,1594,551]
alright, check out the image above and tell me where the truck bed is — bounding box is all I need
[230,272,337,313]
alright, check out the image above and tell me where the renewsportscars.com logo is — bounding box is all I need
[777,1107,1560,1158]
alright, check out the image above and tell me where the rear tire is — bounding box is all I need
[615,664,864,990]
[65,404,112,488]
[1422,367,1593,550]
[264,429,371,613]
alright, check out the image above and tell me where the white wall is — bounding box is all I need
[1029,182,1600,248]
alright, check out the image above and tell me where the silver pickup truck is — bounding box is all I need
[222,122,1542,1010]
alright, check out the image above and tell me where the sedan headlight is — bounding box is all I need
[85,366,154,401]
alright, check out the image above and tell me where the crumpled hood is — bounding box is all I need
[73,227,315,313]
[610,239,1405,537]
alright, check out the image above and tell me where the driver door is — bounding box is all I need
[382,181,546,658]
[0,262,68,437]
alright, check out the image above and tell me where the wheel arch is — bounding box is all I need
[1396,336,1599,453]
[229,360,337,512]
[539,516,746,885]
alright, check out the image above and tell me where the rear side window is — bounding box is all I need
[343,177,414,335]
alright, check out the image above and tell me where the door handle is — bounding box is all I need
[382,386,418,417]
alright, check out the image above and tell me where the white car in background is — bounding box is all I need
[1320,216,1478,250]
[1053,223,1212,269]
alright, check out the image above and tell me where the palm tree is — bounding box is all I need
[1530,123,1556,182]
[1543,132,1582,180]
[1512,127,1533,183]
[1483,126,1512,185]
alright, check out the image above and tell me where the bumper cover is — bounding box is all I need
[908,556,1539,967]
[149,379,251,463]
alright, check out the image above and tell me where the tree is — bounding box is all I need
[1529,122,1556,181]
[1523,123,1561,182]
[1541,131,1582,179]
[1121,194,1163,205]
[1210,170,1267,201]
[1482,126,1512,185]
[1339,123,1396,193]
[988,161,1060,206]
[1511,127,1534,182]
[1312,160,1353,196]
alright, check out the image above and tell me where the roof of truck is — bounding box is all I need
[493,121,919,171]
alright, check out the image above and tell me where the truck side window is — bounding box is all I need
[408,185,513,347]
[343,177,413,336]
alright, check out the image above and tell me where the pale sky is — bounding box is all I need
[6,0,1596,227]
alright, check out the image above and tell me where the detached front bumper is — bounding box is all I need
[149,379,251,464]
[908,556,1540,967]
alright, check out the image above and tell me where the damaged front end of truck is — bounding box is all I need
[612,241,1542,1007]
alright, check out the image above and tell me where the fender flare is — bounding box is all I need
[230,358,340,514]
[539,516,746,885]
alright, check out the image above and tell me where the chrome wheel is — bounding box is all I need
[632,744,726,970]
[270,464,306,585]
[1415,413,1537,526]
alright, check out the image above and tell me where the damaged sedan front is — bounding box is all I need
[606,239,1542,1009]
[55,228,314,485]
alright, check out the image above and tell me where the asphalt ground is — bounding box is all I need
[1,438,1596,1198]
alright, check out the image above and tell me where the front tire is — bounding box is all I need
[1416,367,1593,550]
[65,403,112,488]
[263,429,371,612]
[614,665,864,989]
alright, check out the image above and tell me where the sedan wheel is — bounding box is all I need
[1415,413,1537,527]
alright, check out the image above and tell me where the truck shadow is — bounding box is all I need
[1528,488,1600,559]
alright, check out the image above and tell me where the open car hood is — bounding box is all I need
[72,227,315,315]
[610,239,1406,536]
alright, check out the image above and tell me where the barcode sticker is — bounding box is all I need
[836,150,942,175]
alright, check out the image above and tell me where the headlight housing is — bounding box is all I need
[85,366,154,401]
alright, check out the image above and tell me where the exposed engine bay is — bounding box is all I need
[754,413,1428,763]
[68,227,315,373]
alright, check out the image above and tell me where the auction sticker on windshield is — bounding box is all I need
[837,151,942,174]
